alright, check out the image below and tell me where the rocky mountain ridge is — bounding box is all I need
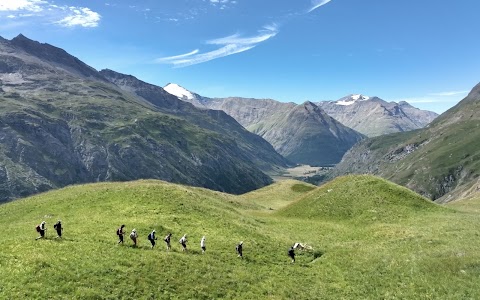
[317,95,438,137]
[164,84,364,166]
[332,82,480,202]
[0,34,289,202]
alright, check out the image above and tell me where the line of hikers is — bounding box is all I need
[116,224,295,261]
[116,224,205,253]
[34,221,296,262]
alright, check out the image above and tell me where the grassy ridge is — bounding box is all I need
[1,177,480,299]
[278,175,444,222]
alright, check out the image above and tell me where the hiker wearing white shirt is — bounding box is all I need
[35,221,47,240]
[130,229,138,247]
[200,236,206,254]
[179,234,188,251]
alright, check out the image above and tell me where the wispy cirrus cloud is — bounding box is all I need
[429,90,469,97]
[0,0,101,28]
[156,24,278,68]
[155,0,333,67]
[394,91,468,104]
[308,0,332,13]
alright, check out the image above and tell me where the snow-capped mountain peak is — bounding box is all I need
[335,94,370,106]
[164,83,194,100]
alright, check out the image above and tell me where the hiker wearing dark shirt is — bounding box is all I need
[53,220,63,238]
[288,246,295,263]
[148,230,157,249]
[236,241,243,258]
[117,225,125,244]
[164,233,172,251]
[35,221,47,240]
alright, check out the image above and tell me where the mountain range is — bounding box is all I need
[332,82,480,202]
[164,83,365,166]
[317,94,438,137]
[0,34,289,202]
[164,84,437,165]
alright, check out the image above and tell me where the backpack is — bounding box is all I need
[35,225,41,232]
[148,233,153,241]
[116,228,121,236]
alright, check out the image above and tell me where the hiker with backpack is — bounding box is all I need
[236,241,243,258]
[130,229,138,247]
[35,221,47,240]
[179,234,188,251]
[117,224,125,244]
[288,246,295,263]
[164,233,172,251]
[53,220,63,238]
[200,236,206,254]
[148,230,157,249]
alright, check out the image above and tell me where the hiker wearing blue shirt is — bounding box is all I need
[148,230,157,249]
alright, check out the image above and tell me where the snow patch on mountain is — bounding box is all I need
[164,83,194,100]
[336,94,370,106]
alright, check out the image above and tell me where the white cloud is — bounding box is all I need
[0,0,101,28]
[155,23,278,67]
[308,0,332,13]
[0,0,46,12]
[209,0,237,9]
[55,7,101,28]
[429,90,469,97]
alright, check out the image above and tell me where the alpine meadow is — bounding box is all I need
[1,177,480,299]
[1,0,480,299]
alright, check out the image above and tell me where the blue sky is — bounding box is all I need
[1,0,479,113]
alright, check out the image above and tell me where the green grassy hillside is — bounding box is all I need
[239,179,316,211]
[1,178,480,299]
[278,175,443,222]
